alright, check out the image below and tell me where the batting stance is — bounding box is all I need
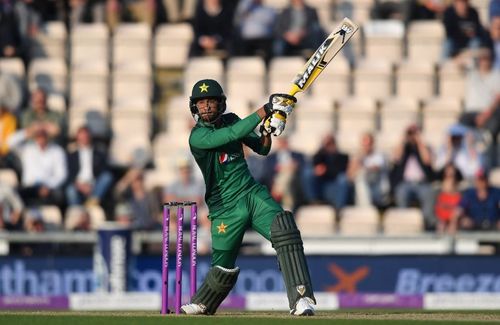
[180,79,316,316]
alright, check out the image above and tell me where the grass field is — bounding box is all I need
[2,311,500,324]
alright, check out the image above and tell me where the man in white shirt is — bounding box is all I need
[8,127,67,206]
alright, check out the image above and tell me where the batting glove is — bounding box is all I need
[260,110,287,136]
[263,93,297,116]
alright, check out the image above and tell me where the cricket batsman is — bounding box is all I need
[180,79,316,316]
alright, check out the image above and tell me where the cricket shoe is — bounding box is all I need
[180,303,207,315]
[290,297,315,316]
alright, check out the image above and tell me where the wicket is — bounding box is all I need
[161,201,198,314]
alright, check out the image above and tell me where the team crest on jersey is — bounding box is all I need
[219,152,240,164]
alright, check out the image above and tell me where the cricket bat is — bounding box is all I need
[289,17,359,96]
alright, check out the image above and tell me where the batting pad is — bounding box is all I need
[270,211,316,309]
[191,265,240,314]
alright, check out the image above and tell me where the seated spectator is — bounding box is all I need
[0,182,24,231]
[262,136,308,212]
[434,124,483,182]
[392,125,436,229]
[455,169,500,230]
[307,134,352,211]
[189,0,236,57]
[348,132,390,208]
[371,0,405,20]
[0,97,21,175]
[65,125,113,207]
[69,0,133,30]
[8,128,67,206]
[233,0,276,62]
[114,168,160,230]
[485,15,500,70]
[435,163,463,234]
[163,156,210,254]
[443,0,487,58]
[273,0,325,57]
[459,48,500,168]
[21,87,65,143]
[0,2,22,58]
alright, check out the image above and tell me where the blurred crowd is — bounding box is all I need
[0,0,499,239]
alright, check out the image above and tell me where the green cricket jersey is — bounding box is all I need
[189,112,270,213]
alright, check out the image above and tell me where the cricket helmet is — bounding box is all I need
[189,79,226,122]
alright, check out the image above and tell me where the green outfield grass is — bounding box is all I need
[2,311,500,325]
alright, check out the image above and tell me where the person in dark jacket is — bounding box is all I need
[65,125,113,206]
[443,0,487,58]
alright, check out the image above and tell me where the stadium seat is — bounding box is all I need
[226,57,266,102]
[438,60,466,100]
[351,0,374,24]
[353,58,393,99]
[422,97,463,148]
[0,169,18,188]
[339,206,380,235]
[144,168,176,192]
[293,97,335,135]
[226,98,251,118]
[184,57,224,95]
[28,58,68,95]
[363,20,404,63]
[489,168,500,187]
[154,23,193,68]
[109,135,152,167]
[47,93,66,113]
[383,207,424,235]
[268,56,305,94]
[310,54,351,100]
[112,61,152,104]
[165,95,195,134]
[0,58,25,80]
[396,60,435,100]
[65,205,105,230]
[307,0,334,28]
[407,21,445,64]
[71,23,110,68]
[337,97,377,135]
[111,109,151,138]
[112,23,152,67]
[296,205,336,236]
[262,0,287,10]
[379,97,420,137]
[39,205,63,228]
[68,108,110,138]
[30,22,67,59]
[287,130,323,156]
[71,65,109,108]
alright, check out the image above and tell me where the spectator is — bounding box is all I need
[21,87,65,143]
[65,125,113,207]
[348,132,390,208]
[262,136,308,212]
[8,128,67,207]
[443,0,487,58]
[485,15,500,70]
[114,168,160,230]
[490,0,500,21]
[189,0,236,57]
[233,0,276,62]
[434,163,463,234]
[0,182,24,231]
[308,134,352,211]
[0,69,22,113]
[460,48,500,168]
[434,124,483,182]
[273,0,325,57]
[0,1,22,58]
[455,169,500,230]
[371,0,405,20]
[0,74,22,174]
[163,156,210,254]
[163,156,207,227]
[392,125,436,229]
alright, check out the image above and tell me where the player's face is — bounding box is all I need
[196,98,220,122]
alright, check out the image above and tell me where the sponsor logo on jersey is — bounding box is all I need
[219,152,240,165]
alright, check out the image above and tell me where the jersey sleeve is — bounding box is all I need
[243,131,271,155]
[189,112,262,149]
